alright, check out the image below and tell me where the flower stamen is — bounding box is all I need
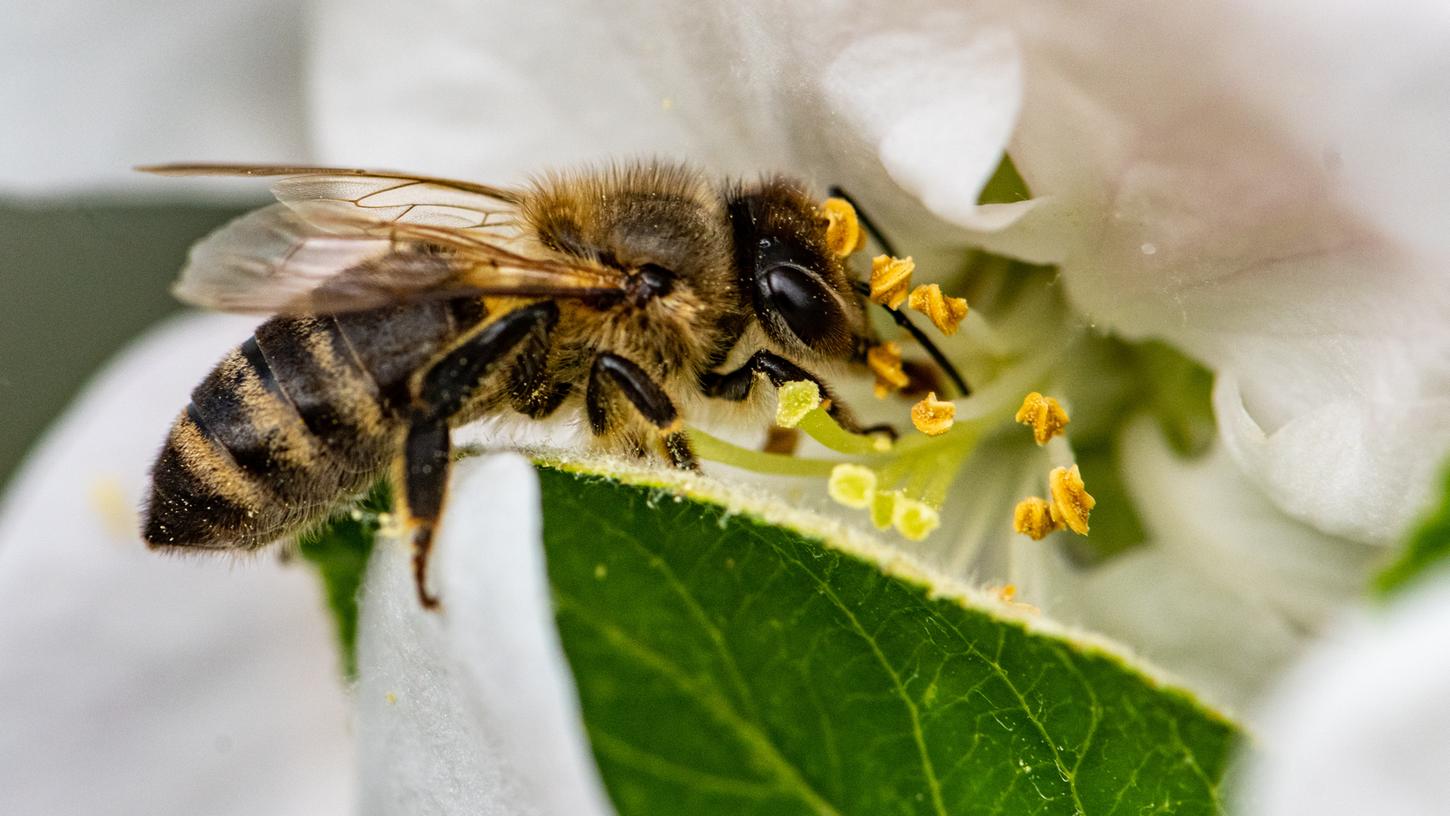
[867,342,910,398]
[820,197,867,257]
[775,380,823,428]
[1047,464,1095,534]
[827,463,877,509]
[907,283,968,336]
[1014,392,1070,445]
[892,497,941,541]
[1013,464,1096,539]
[910,392,955,436]
[869,254,914,309]
[1012,497,1060,540]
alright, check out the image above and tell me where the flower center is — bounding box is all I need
[688,195,1098,547]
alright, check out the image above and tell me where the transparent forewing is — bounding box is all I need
[270,175,521,231]
[170,194,623,315]
[139,163,523,202]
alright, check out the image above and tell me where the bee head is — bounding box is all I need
[728,179,869,360]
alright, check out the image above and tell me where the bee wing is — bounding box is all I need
[149,165,626,315]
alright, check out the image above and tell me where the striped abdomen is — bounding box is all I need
[143,301,476,550]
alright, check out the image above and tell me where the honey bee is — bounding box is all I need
[139,161,967,608]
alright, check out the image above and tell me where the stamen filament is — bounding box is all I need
[688,428,840,477]
[797,409,891,456]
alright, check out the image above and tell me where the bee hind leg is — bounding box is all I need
[586,353,698,470]
[399,301,561,609]
[398,418,450,610]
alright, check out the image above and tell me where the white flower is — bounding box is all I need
[0,315,354,815]
[354,455,613,816]
[994,1,1450,546]
[6,0,1450,811]
[1237,576,1450,815]
[303,0,1449,701]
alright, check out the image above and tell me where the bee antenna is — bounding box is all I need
[852,281,972,398]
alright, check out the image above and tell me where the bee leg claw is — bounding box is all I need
[412,525,442,611]
[400,418,452,613]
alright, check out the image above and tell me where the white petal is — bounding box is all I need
[1240,578,1450,815]
[1215,374,1450,545]
[1049,419,1378,712]
[355,455,613,816]
[998,1,1450,537]
[0,1,309,196]
[1226,0,1450,262]
[308,0,1023,252]
[0,313,353,815]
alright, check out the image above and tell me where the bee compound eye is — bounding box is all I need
[760,264,845,348]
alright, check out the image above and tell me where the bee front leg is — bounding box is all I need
[400,301,560,609]
[586,353,698,470]
[700,350,894,440]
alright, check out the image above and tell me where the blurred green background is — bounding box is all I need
[0,202,249,490]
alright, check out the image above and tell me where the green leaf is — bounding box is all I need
[977,154,1031,204]
[1374,464,1450,598]
[540,464,1240,815]
[297,482,387,678]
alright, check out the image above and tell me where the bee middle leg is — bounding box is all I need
[586,353,698,470]
[700,350,894,439]
[401,301,559,609]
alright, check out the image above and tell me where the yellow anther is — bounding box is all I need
[827,463,878,509]
[867,342,910,398]
[1014,392,1070,446]
[820,197,867,257]
[869,254,915,309]
[775,380,822,427]
[1012,497,1061,540]
[910,392,955,436]
[1048,465,1095,535]
[892,497,941,541]
[907,284,968,336]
